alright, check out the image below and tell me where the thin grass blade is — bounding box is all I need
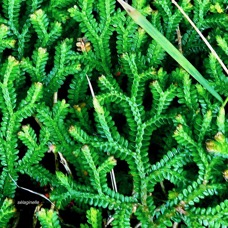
[117,0,223,102]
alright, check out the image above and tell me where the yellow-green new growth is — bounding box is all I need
[117,0,223,102]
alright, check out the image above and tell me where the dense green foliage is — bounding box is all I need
[0,0,227,227]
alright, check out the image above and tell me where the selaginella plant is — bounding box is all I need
[0,0,227,227]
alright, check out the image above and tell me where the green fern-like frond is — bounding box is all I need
[36,100,73,151]
[2,0,23,35]
[30,9,62,48]
[0,24,15,55]
[0,56,20,114]
[205,54,228,97]
[21,47,49,83]
[68,0,115,75]
[52,171,137,210]
[0,198,16,228]
[216,35,228,56]
[16,82,43,120]
[206,132,228,158]
[187,199,228,227]
[194,110,213,143]
[68,69,90,105]
[86,207,102,228]
[0,0,226,226]
[37,208,61,228]
[44,39,80,97]
[150,80,176,116]
[112,204,132,228]
[17,124,49,170]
